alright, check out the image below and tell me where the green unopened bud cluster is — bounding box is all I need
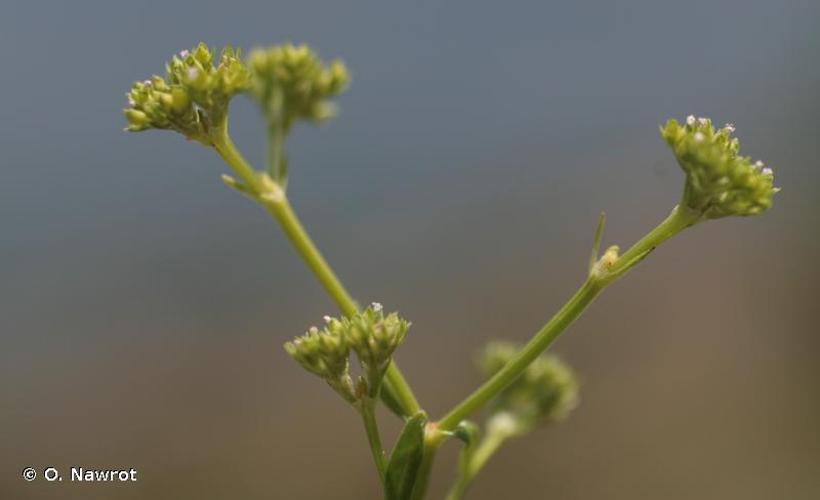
[248,44,349,131]
[124,43,250,143]
[347,303,410,394]
[284,317,356,402]
[661,116,779,219]
[480,342,579,434]
[284,303,409,402]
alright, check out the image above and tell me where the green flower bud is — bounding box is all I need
[480,341,579,432]
[247,43,350,131]
[124,109,150,129]
[123,43,250,144]
[661,116,779,219]
[284,319,355,403]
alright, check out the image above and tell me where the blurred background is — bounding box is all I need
[1,1,818,498]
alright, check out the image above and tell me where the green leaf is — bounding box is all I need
[384,412,427,500]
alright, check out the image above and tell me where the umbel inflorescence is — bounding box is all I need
[661,115,778,219]
[124,42,779,500]
[285,304,410,403]
[124,44,250,143]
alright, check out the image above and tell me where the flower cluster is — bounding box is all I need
[284,303,409,402]
[347,303,410,394]
[248,44,349,131]
[480,342,579,434]
[124,43,250,143]
[284,317,356,403]
[661,116,779,219]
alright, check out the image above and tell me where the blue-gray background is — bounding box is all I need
[2,1,818,498]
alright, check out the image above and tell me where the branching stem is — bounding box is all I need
[439,278,602,431]
[399,206,698,498]
[438,205,699,432]
[212,127,421,418]
[214,119,699,499]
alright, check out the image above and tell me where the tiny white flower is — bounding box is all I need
[128,97,136,106]
[371,302,383,312]
[724,123,736,133]
[698,117,709,126]
[143,79,152,86]
[179,49,190,58]
[755,160,764,168]
[187,67,199,80]
[694,132,705,142]
[323,315,332,323]
[686,115,696,126]
[762,167,773,176]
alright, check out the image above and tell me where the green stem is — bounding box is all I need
[261,194,421,415]
[445,472,469,499]
[607,204,698,279]
[445,432,507,500]
[265,88,290,184]
[360,398,387,481]
[438,205,699,432]
[438,278,602,431]
[384,364,421,417]
[212,128,421,417]
[261,194,359,315]
[268,122,286,183]
[213,123,264,193]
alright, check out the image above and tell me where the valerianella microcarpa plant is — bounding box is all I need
[123,42,779,499]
